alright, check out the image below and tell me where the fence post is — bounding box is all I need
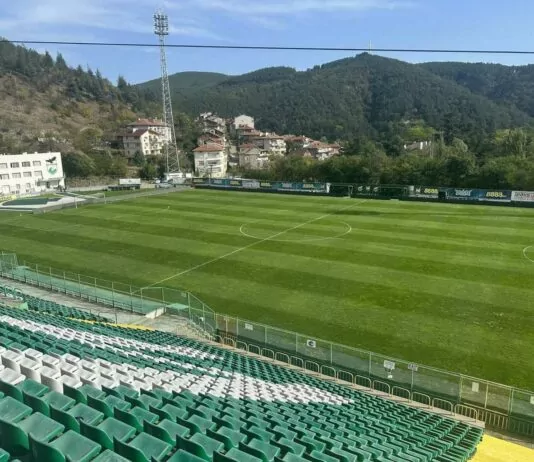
[202,304,206,332]
[236,317,239,339]
[63,271,66,293]
[130,285,134,312]
[331,343,335,364]
[295,333,298,354]
[368,352,372,375]
[265,326,267,346]
[78,274,82,297]
[36,264,40,286]
[49,266,53,289]
[112,281,115,308]
[94,277,97,302]
[459,376,464,403]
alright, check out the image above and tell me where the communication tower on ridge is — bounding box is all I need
[154,10,183,181]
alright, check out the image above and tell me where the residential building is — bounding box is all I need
[121,130,165,158]
[307,141,340,160]
[193,144,227,178]
[234,114,255,130]
[0,152,64,196]
[250,135,287,156]
[126,118,171,143]
[238,144,272,170]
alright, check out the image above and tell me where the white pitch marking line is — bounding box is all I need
[240,221,352,243]
[523,245,534,263]
[145,200,366,287]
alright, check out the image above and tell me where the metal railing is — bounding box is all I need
[1,251,533,438]
[179,306,534,438]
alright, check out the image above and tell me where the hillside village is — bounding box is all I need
[116,113,342,178]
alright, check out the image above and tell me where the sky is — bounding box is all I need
[2,0,534,84]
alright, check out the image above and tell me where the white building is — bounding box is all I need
[251,135,287,156]
[0,152,64,196]
[122,129,165,158]
[127,118,171,143]
[234,114,255,130]
[193,144,227,178]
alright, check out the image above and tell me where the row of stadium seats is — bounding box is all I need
[0,285,109,322]
[0,305,483,461]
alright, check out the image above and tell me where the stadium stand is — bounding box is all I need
[0,285,109,322]
[0,302,484,462]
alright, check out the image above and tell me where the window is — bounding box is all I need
[10,162,19,168]
[0,174,9,180]
[15,184,20,190]
[12,173,21,179]
[0,163,7,169]
[21,161,31,167]
[23,172,32,178]
[34,171,43,178]
[32,161,41,167]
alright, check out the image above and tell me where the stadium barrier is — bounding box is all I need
[194,178,534,207]
[0,252,215,320]
[1,251,534,438]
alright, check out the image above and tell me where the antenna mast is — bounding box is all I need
[154,10,181,177]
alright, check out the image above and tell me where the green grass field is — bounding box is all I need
[1,189,533,389]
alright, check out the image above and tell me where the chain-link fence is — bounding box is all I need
[0,253,213,318]
[178,307,534,438]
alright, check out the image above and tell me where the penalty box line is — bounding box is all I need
[143,199,367,288]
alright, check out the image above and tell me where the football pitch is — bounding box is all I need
[1,189,533,389]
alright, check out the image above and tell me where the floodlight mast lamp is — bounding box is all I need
[154,11,181,177]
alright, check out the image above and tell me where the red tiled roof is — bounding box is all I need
[193,144,224,153]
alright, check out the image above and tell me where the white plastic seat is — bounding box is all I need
[20,357,41,381]
[2,350,23,373]
[0,367,25,385]
[40,366,63,392]
[23,348,43,362]
[41,355,61,370]
[61,375,82,389]
[60,362,79,378]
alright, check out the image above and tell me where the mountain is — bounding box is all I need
[0,40,158,155]
[139,71,229,95]
[420,61,534,118]
[137,54,532,142]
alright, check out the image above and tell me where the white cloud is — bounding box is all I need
[0,0,223,40]
[190,0,412,15]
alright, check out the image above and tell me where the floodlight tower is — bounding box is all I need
[154,10,181,179]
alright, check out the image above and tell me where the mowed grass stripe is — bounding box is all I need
[2,190,534,388]
[8,207,532,290]
[163,271,531,385]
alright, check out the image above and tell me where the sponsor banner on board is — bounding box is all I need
[478,190,512,202]
[413,187,440,198]
[511,191,534,202]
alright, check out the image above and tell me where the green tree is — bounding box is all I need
[132,150,146,167]
[62,151,95,177]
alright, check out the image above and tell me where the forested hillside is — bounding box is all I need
[138,54,532,142]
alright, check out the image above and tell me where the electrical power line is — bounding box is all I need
[3,39,534,55]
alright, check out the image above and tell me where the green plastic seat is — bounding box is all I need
[30,430,102,462]
[25,391,74,417]
[275,454,308,462]
[207,426,246,451]
[115,432,172,462]
[177,432,225,461]
[101,395,132,416]
[214,448,263,462]
[272,437,306,457]
[91,449,130,461]
[51,402,104,432]
[115,406,158,432]
[177,414,216,435]
[151,403,188,422]
[166,449,206,462]
[0,396,32,423]
[0,448,8,462]
[241,438,281,462]
[80,417,136,451]
[144,419,189,446]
